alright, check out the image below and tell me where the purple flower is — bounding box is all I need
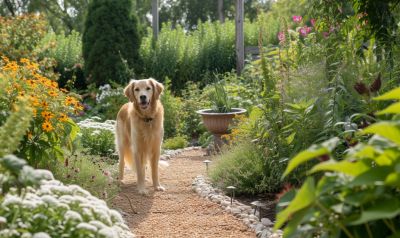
[278,31,285,42]
[299,27,308,36]
[292,15,302,23]
[310,19,316,26]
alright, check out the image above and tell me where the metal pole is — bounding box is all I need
[235,0,244,74]
[152,0,159,40]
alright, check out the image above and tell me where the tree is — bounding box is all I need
[82,0,141,86]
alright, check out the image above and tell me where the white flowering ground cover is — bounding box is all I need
[0,156,134,238]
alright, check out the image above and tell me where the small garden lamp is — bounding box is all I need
[251,201,267,220]
[203,160,211,174]
[226,186,236,205]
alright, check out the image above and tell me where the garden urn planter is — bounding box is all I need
[197,108,246,150]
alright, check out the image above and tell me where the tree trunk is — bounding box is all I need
[218,0,224,23]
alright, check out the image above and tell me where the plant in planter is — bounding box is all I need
[197,82,246,150]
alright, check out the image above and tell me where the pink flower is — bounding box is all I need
[322,32,330,38]
[306,26,312,34]
[277,31,285,42]
[310,19,316,26]
[292,15,302,23]
[299,27,308,37]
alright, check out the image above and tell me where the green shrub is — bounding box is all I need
[37,30,86,89]
[77,118,117,160]
[163,135,189,150]
[160,79,183,138]
[0,155,133,238]
[83,0,141,85]
[210,143,282,195]
[275,87,400,237]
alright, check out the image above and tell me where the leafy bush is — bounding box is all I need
[91,84,127,120]
[83,0,141,85]
[0,14,48,60]
[160,79,183,138]
[163,135,189,150]
[0,155,133,238]
[275,87,400,237]
[210,143,270,195]
[77,117,117,160]
[37,30,86,89]
[140,20,259,91]
[0,57,81,167]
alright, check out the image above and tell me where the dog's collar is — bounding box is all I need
[142,117,153,123]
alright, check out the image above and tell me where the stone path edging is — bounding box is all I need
[192,175,283,238]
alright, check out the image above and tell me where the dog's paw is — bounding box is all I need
[154,185,166,192]
[137,188,149,195]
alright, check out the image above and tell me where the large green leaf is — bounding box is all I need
[385,172,400,187]
[362,122,400,146]
[376,102,400,115]
[348,166,392,187]
[374,88,400,101]
[283,137,339,177]
[309,160,369,176]
[349,198,400,225]
[275,177,316,230]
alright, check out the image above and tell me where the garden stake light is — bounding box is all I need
[203,160,211,174]
[251,201,266,220]
[226,186,236,205]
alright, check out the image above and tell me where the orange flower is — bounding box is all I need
[27,131,33,139]
[29,95,40,106]
[65,96,77,106]
[48,90,58,97]
[41,110,54,120]
[60,88,69,93]
[26,79,37,88]
[32,108,37,117]
[42,121,54,132]
[74,102,84,111]
[59,113,69,122]
[41,100,49,108]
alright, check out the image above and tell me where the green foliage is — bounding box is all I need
[77,118,116,160]
[209,81,232,113]
[140,20,258,91]
[163,135,189,150]
[0,101,32,157]
[38,30,86,89]
[91,84,127,120]
[160,79,183,138]
[50,152,120,201]
[83,0,141,86]
[210,143,276,195]
[0,155,133,238]
[275,87,400,237]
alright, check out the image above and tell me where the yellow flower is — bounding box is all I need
[27,131,33,140]
[59,113,69,122]
[48,90,58,97]
[65,96,77,106]
[32,108,37,117]
[41,110,54,120]
[42,121,54,132]
[41,100,49,108]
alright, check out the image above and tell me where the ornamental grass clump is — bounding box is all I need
[0,56,81,166]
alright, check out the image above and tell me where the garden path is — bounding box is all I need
[112,149,255,238]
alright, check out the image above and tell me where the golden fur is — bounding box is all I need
[115,78,164,195]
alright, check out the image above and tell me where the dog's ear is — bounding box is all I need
[124,80,136,102]
[149,78,164,100]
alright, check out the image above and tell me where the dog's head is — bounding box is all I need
[124,78,164,110]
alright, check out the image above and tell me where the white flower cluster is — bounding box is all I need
[96,84,124,104]
[78,117,116,132]
[0,169,134,238]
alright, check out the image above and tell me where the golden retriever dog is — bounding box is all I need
[115,78,165,195]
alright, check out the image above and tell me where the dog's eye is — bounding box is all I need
[134,88,139,92]
[146,87,151,91]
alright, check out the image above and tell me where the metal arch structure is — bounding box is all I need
[151,0,245,74]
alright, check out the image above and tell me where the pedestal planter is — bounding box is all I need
[197,108,246,150]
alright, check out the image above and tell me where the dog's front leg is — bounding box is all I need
[134,151,148,195]
[151,145,165,191]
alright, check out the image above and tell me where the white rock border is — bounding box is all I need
[160,146,202,160]
[192,175,283,238]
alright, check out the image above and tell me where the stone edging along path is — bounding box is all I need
[192,176,283,238]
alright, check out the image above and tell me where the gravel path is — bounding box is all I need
[112,149,255,238]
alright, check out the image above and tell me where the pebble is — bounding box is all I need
[192,175,282,238]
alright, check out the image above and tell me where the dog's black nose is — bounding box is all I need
[140,95,146,101]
